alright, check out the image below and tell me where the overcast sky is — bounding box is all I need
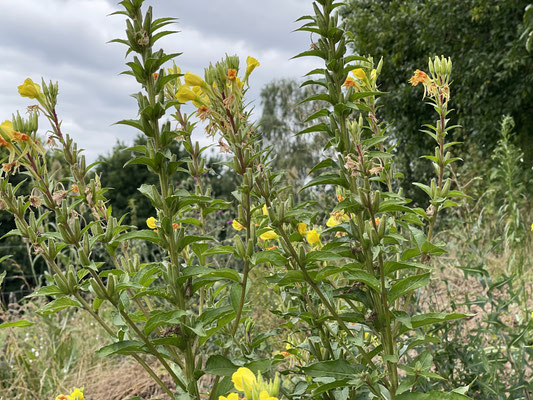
[0,0,321,161]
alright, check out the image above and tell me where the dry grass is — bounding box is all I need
[79,358,173,400]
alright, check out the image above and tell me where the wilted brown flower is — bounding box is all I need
[344,155,359,177]
[52,190,67,205]
[30,195,42,208]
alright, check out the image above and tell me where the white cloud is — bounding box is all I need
[1,0,321,162]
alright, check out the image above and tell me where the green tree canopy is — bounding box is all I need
[340,0,533,200]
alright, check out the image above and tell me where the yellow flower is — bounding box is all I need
[326,210,349,227]
[409,69,428,86]
[246,56,260,76]
[232,219,245,231]
[146,217,157,229]
[352,68,366,80]
[184,72,207,88]
[326,216,340,227]
[306,229,320,245]
[0,120,14,139]
[343,76,356,88]
[176,86,198,103]
[262,205,268,216]
[530,223,533,232]
[69,388,84,400]
[232,367,257,392]
[259,390,278,400]
[219,393,239,400]
[17,78,42,99]
[227,69,238,81]
[260,229,278,240]
[297,222,307,235]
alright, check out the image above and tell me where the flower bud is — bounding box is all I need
[184,72,207,88]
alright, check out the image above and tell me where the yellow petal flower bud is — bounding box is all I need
[306,229,320,245]
[246,56,260,76]
[0,120,15,139]
[232,367,257,392]
[17,78,42,99]
[69,388,84,400]
[352,68,366,80]
[176,86,198,103]
[184,72,206,88]
[232,219,245,231]
[260,229,278,240]
[326,215,340,227]
[219,393,240,400]
[297,222,307,235]
[146,217,157,229]
[259,390,278,400]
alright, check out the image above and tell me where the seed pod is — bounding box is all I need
[235,235,246,259]
[378,215,386,238]
[430,178,437,199]
[372,191,381,214]
[54,274,70,295]
[246,239,254,258]
[89,278,106,300]
[106,274,117,302]
[104,217,116,243]
[441,178,451,198]
[277,200,285,222]
[79,248,90,267]
[66,266,78,293]
[299,246,306,266]
[370,226,379,246]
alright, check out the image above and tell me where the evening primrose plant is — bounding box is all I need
[0,0,478,399]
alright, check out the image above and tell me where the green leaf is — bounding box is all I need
[0,271,5,289]
[309,158,338,174]
[144,310,186,335]
[302,360,364,379]
[345,270,380,292]
[399,312,471,334]
[179,235,214,250]
[252,250,287,266]
[26,285,63,297]
[384,261,431,276]
[116,229,161,244]
[297,123,329,136]
[301,174,347,191]
[204,355,237,376]
[397,392,471,399]
[0,320,34,329]
[306,250,342,263]
[388,273,430,303]
[203,246,234,256]
[96,340,146,357]
[304,109,330,123]
[38,298,82,316]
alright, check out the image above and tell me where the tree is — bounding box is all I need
[340,0,533,201]
[259,79,328,190]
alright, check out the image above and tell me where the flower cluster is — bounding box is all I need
[171,56,259,140]
[409,56,452,103]
[220,367,279,400]
[55,387,84,400]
